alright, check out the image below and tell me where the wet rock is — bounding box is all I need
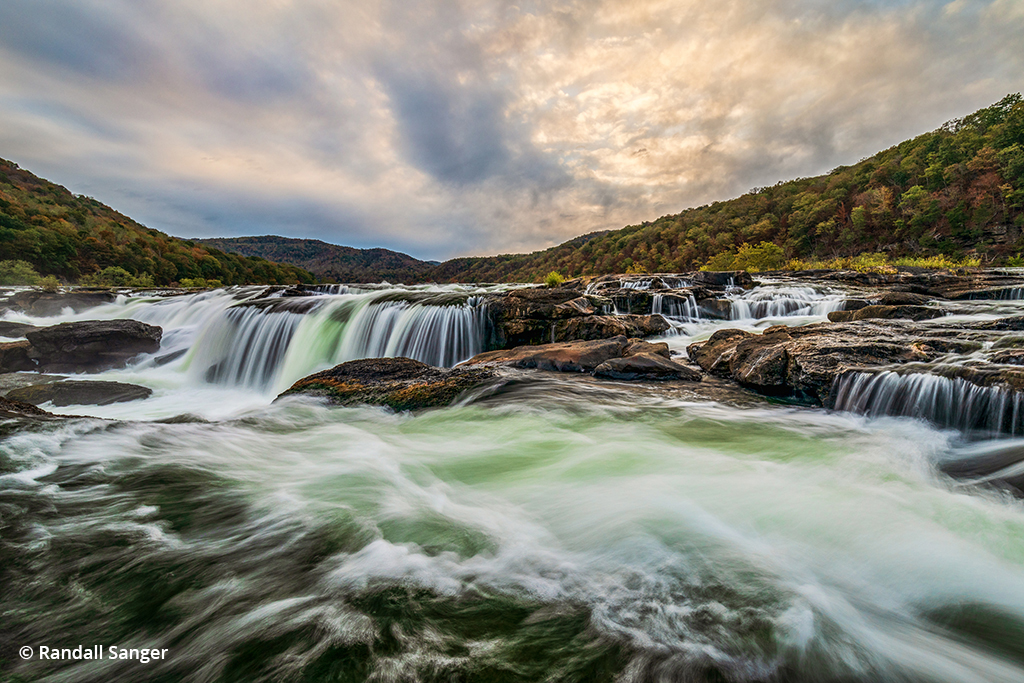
[0,321,38,338]
[7,290,117,316]
[0,340,35,372]
[623,339,671,359]
[697,299,733,320]
[842,299,870,311]
[686,329,755,376]
[465,336,629,372]
[687,320,980,403]
[0,395,55,419]
[279,357,498,410]
[692,270,754,288]
[25,320,162,373]
[0,372,64,393]
[878,292,933,306]
[594,353,702,381]
[6,381,152,406]
[990,349,1024,365]
[551,314,670,342]
[827,305,943,323]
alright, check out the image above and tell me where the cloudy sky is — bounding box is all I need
[1,0,1022,260]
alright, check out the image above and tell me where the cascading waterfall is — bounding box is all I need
[171,290,489,392]
[653,292,701,321]
[832,369,1024,435]
[185,306,307,387]
[728,285,845,320]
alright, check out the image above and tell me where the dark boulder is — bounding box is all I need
[697,299,733,320]
[0,341,35,372]
[594,353,702,381]
[551,314,670,342]
[0,395,55,419]
[7,290,117,316]
[827,305,943,323]
[6,381,152,406]
[0,321,38,338]
[878,292,933,306]
[692,271,754,288]
[25,320,162,373]
[279,357,498,410]
[465,336,629,372]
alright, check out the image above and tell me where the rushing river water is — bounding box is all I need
[3,281,1024,682]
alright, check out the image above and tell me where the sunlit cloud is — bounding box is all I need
[0,0,1021,260]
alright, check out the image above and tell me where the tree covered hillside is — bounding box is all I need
[195,236,433,284]
[0,159,313,286]
[430,94,1024,282]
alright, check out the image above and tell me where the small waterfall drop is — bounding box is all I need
[832,370,1024,435]
[166,289,491,392]
[728,285,845,320]
[652,293,701,322]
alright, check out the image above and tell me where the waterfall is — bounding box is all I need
[186,306,305,387]
[166,290,488,392]
[652,293,701,322]
[832,370,1024,435]
[620,279,652,290]
[95,286,489,392]
[999,287,1024,300]
[728,285,845,320]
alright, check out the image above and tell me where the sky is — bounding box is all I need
[0,1,1022,261]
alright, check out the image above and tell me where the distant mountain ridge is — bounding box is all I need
[194,236,433,284]
[0,158,312,285]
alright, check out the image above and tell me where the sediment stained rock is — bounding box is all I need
[279,357,499,410]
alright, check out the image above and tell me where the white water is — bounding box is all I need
[727,283,847,320]
[3,281,1024,681]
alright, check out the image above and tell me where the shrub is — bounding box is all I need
[543,271,565,288]
[0,259,41,285]
[38,275,61,292]
[80,266,156,287]
[179,277,224,289]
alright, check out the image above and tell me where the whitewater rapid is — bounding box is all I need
[2,281,1024,682]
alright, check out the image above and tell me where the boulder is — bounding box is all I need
[465,336,629,372]
[550,314,670,342]
[0,395,55,419]
[686,329,755,376]
[594,353,702,381]
[697,299,733,320]
[623,339,671,359]
[279,357,498,410]
[687,321,980,403]
[25,320,162,373]
[6,381,152,406]
[7,290,117,316]
[691,271,754,288]
[0,321,38,338]
[827,305,943,323]
[878,292,933,306]
[0,340,35,372]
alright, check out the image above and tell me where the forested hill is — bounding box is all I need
[194,236,433,284]
[0,159,313,286]
[429,94,1024,282]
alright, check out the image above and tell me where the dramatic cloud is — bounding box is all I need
[0,0,1022,259]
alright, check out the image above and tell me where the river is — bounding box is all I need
[3,279,1024,682]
